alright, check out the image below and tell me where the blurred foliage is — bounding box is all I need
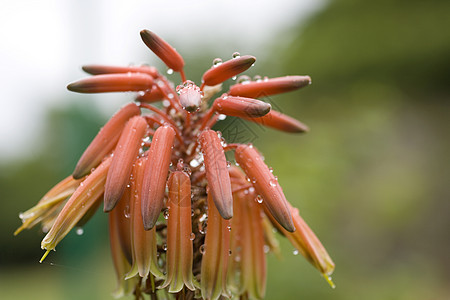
[1,0,449,299]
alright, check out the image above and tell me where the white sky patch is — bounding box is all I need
[0,0,324,159]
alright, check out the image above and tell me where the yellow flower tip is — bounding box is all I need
[13,225,26,236]
[323,273,336,289]
[40,249,52,263]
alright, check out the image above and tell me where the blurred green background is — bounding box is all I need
[1,0,449,299]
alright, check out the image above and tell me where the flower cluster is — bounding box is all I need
[15,30,335,299]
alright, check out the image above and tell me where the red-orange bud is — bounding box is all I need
[229,75,311,98]
[213,95,271,118]
[199,130,233,220]
[202,55,256,86]
[141,125,176,230]
[104,116,148,212]
[140,30,184,72]
[242,110,309,133]
[73,103,141,179]
[67,73,154,93]
[234,144,295,232]
[82,64,158,78]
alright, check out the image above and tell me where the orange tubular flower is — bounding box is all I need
[242,110,310,133]
[126,157,163,280]
[15,175,83,235]
[161,170,195,292]
[229,75,311,98]
[213,95,271,118]
[104,115,148,212]
[67,73,154,93]
[82,64,158,78]
[73,102,141,179]
[228,167,266,299]
[235,144,295,232]
[141,125,176,230]
[40,156,112,261]
[202,55,256,87]
[16,29,335,299]
[199,130,233,220]
[201,192,231,300]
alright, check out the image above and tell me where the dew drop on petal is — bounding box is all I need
[232,76,237,80]
[124,205,131,218]
[166,68,174,75]
[293,249,299,255]
[212,58,223,66]
[226,161,231,168]
[232,52,241,58]
[229,249,232,256]
[163,209,170,219]
[190,233,195,241]
[218,114,227,120]
[76,227,84,235]
[163,243,168,251]
[263,245,270,253]
[256,195,263,203]
[227,225,232,231]
[269,179,277,187]
[200,244,206,254]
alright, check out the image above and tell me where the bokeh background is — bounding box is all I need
[1,0,449,299]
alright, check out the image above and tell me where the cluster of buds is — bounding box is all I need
[15,30,335,299]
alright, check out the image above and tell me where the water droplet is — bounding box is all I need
[227,225,232,231]
[229,249,232,256]
[167,93,174,99]
[232,52,241,58]
[200,244,206,254]
[232,76,237,80]
[249,187,255,193]
[293,249,299,255]
[256,195,263,203]
[163,243,168,251]
[162,100,170,107]
[166,68,174,75]
[226,161,231,168]
[263,245,270,253]
[269,179,277,187]
[190,159,200,168]
[190,233,195,240]
[124,205,131,218]
[254,75,262,82]
[218,114,227,120]
[163,209,170,220]
[269,167,274,173]
[237,75,251,84]
[235,255,241,262]
[213,58,223,66]
[76,227,84,235]
[191,208,195,216]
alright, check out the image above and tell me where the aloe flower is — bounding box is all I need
[16,29,335,299]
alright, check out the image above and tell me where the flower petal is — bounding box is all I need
[161,171,195,292]
[202,55,256,86]
[109,186,139,297]
[73,103,141,179]
[104,115,148,212]
[265,202,335,287]
[201,192,231,300]
[229,75,311,98]
[199,130,233,220]
[140,30,184,72]
[242,110,309,133]
[67,73,154,93]
[234,144,295,232]
[141,125,176,230]
[40,156,112,260]
[15,175,82,235]
[126,157,163,280]
[213,95,271,118]
[82,64,158,78]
